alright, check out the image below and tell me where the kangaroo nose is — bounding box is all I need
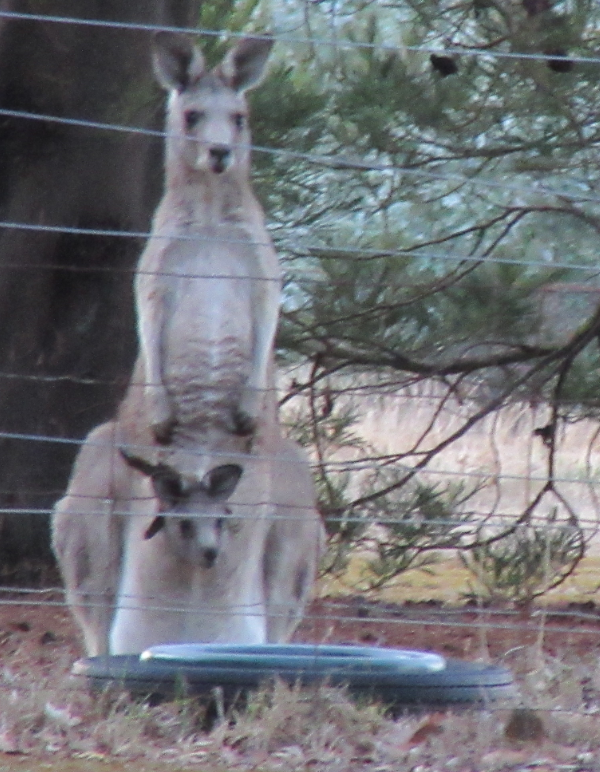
[202,547,218,568]
[209,146,230,172]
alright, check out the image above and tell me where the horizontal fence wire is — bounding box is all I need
[2,422,600,487]
[2,105,600,208]
[3,215,600,276]
[0,7,599,66]
[0,592,594,635]
[3,500,600,529]
[0,593,593,629]
[0,14,600,733]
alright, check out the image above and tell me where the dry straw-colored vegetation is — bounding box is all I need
[1,637,600,771]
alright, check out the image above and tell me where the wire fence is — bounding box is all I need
[0,21,596,502]
[1,9,600,742]
[2,104,600,210]
[1,6,600,64]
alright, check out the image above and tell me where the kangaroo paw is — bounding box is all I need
[145,385,175,444]
[152,417,177,445]
[232,408,256,437]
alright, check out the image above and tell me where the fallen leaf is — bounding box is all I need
[504,708,545,743]
[44,702,82,728]
[74,752,108,761]
[0,728,24,755]
[402,714,445,748]
[481,748,530,769]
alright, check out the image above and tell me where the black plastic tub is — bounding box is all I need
[72,643,516,709]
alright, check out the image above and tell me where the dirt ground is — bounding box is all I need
[2,594,600,769]
[2,592,600,678]
[298,597,600,661]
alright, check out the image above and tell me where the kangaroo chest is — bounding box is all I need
[153,227,261,398]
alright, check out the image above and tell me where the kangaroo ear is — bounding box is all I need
[219,36,273,92]
[152,31,206,91]
[120,448,158,477]
[144,515,166,540]
[120,448,178,482]
[203,464,243,499]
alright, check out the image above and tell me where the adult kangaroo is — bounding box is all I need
[137,31,281,445]
[52,33,323,655]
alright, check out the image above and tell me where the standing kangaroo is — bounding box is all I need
[138,31,280,445]
[52,33,323,655]
[106,31,283,649]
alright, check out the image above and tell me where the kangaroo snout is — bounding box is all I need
[202,546,218,568]
[209,145,231,173]
[180,517,221,568]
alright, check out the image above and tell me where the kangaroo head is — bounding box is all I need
[122,449,243,569]
[152,32,273,176]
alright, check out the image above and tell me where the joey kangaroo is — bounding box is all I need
[108,451,265,654]
[138,31,281,444]
[52,416,323,655]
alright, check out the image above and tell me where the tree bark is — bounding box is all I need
[0,0,201,578]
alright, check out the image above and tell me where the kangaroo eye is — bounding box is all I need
[157,474,185,502]
[184,110,203,130]
[232,113,246,130]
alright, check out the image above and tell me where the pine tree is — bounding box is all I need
[249,0,600,591]
[2,0,600,593]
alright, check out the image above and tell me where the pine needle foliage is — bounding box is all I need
[240,0,600,594]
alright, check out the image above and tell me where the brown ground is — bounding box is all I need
[298,597,600,661]
[2,592,600,676]
[1,594,600,769]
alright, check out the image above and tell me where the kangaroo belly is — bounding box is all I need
[162,275,254,424]
[163,337,253,425]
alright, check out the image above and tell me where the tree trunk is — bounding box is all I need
[0,0,201,579]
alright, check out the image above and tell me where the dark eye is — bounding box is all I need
[232,113,246,130]
[179,519,194,539]
[156,474,185,501]
[184,110,203,130]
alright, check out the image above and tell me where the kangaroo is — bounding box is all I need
[52,32,322,655]
[108,451,267,654]
[262,436,325,643]
[52,421,131,656]
[138,31,281,445]
[52,417,323,655]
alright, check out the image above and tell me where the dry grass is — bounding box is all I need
[320,553,600,607]
[1,641,600,770]
[317,384,600,551]
[6,389,600,768]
